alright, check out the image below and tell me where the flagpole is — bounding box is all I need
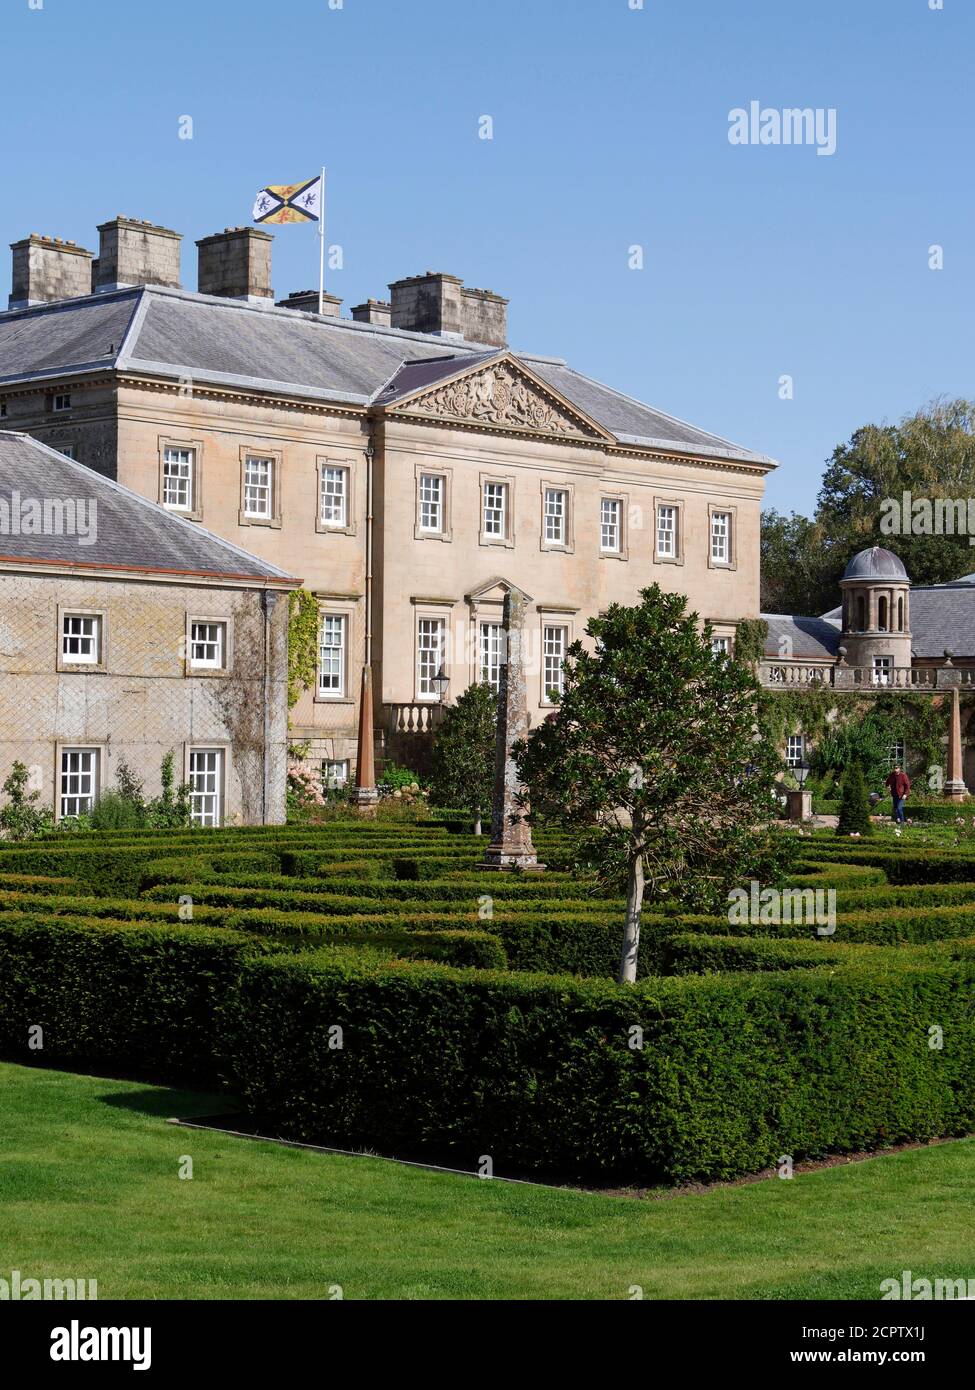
[318,166,326,314]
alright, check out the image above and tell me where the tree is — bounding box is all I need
[514,586,785,983]
[760,509,830,615]
[0,761,53,840]
[428,682,496,834]
[836,761,873,837]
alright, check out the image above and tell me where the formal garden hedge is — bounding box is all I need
[1,819,973,1183]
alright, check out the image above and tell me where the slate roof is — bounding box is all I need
[904,588,975,659]
[0,286,776,466]
[762,614,842,660]
[0,431,297,583]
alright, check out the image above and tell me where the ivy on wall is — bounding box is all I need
[733,618,769,667]
[761,688,963,794]
[288,589,320,710]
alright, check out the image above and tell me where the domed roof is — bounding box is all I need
[841,546,909,582]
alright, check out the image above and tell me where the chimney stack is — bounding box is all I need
[388,271,507,346]
[95,216,182,291]
[197,227,273,301]
[8,235,94,309]
[351,298,392,327]
[276,289,342,317]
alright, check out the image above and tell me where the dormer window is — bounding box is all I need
[52,393,72,413]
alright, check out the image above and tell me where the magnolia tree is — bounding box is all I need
[514,585,784,983]
[428,682,496,833]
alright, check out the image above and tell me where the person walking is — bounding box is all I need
[884,764,910,824]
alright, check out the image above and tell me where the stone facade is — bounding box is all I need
[0,570,290,824]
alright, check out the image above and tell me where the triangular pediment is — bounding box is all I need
[387,353,614,442]
[466,576,533,605]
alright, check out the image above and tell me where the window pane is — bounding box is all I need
[318,614,346,694]
[243,456,272,518]
[60,748,98,818]
[190,621,224,668]
[189,749,223,826]
[543,625,567,700]
[711,511,731,563]
[322,759,349,789]
[417,618,445,697]
[657,505,676,557]
[419,474,443,532]
[483,482,507,537]
[544,488,566,544]
[600,498,621,552]
[320,467,348,526]
[163,448,194,510]
[480,622,503,690]
[62,614,99,663]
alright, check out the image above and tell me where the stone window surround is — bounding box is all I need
[653,494,685,566]
[539,478,575,554]
[538,607,576,706]
[315,457,357,537]
[53,740,107,823]
[182,740,231,828]
[184,612,234,678]
[708,620,737,656]
[314,595,358,705]
[598,490,629,561]
[238,445,283,529]
[157,435,204,523]
[414,462,453,542]
[467,596,505,689]
[56,604,108,674]
[479,471,516,549]
[411,596,456,703]
[707,503,737,571]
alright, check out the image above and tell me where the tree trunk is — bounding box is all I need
[618,851,645,985]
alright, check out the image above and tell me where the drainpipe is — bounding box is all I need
[364,442,374,667]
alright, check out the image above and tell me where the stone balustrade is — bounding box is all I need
[759,663,970,691]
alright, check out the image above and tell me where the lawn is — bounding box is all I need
[2,1061,972,1301]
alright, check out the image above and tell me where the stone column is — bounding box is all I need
[944,685,967,801]
[350,666,379,810]
[483,587,544,871]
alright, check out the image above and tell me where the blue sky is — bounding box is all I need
[1,0,970,514]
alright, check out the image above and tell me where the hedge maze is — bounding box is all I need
[1,819,972,1185]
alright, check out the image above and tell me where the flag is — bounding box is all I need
[252,176,322,225]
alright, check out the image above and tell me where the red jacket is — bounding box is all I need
[885,770,910,798]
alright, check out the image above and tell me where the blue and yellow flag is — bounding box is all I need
[252,176,322,225]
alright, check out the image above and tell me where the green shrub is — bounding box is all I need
[836,762,873,837]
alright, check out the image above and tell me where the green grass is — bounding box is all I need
[2,1062,973,1301]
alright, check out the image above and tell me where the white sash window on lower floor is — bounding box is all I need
[189,748,224,827]
[60,748,99,818]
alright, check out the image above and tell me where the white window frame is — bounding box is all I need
[888,738,906,770]
[872,655,894,687]
[61,612,100,665]
[785,734,805,767]
[656,504,678,559]
[188,748,224,827]
[482,481,507,539]
[52,393,72,413]
[479,621,503,691]
[189,620,225,671]
[418,473,444,534]
[59,444,77,460]
[711,635,731,658]
[600,497,622,555]
[417,616,446,701]
[542,624,568,704]
[243,455,273,520]
[59,747,99,819]
[318,613,346,698]
[544,488,567,546]
[320,465,349,528]
[162,446,195,513]
[710,509,733,566]
[322,759,349,790]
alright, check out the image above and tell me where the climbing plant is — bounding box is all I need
[733,618,769,667]
[288,589,320,710]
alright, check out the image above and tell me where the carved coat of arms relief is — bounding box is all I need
[407,363,587,437]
